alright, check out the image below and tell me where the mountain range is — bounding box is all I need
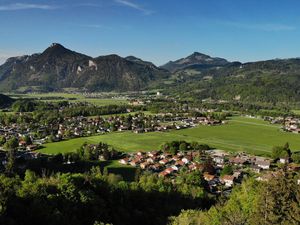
[0,43,168,92]
[1,43,300,104]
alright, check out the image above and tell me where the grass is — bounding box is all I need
[292,109,300,115]
[40,116,300,156]
[8,93,129,106]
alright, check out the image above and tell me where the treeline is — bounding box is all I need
[160,141,210,155]
[0,100,145,125]
[147,99,294,118]
[170,171,300,225]
[61,104,144,117]
[76,142,122,161]
[0,169,213,225]
[12,99,145,115]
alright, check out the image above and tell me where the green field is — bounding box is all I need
[40,116,300,156]
[292,109,300,115]
[8,93,128,106]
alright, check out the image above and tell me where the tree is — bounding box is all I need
[291,152,300,163]
[0,135,6,146]
[221,165,233,176]
[22,135,32,145]
[272,144,290,160]
[179,142,187,152]
[52,153,64,164]
[5,149,16,176]
[4,137,18,151]
[191,141,199,150]
[4,138,18,175]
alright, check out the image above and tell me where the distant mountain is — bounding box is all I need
[160,52,231,72]
[125,56,156,68]
[164,58,300,104]
[0,94,14,108]
[0,43,169,92]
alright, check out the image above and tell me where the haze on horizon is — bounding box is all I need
[0,0,300,66]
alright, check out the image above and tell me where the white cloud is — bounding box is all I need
[114,0,153,15]
[0,3,57,11]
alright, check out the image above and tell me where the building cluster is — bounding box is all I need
[119,149,299,194]
[264,116,300,134]
[0,113,223,152]
[283,117,300,133]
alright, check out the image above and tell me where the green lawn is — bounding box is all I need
[40,116,300,156]
[8,93,129,106]
[292,109,300,115]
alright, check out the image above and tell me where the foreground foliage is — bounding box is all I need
[0,169,212,225]
[170,171,300,225]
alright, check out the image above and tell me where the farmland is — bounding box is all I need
[40,116,300,156]
[8,92,129,106]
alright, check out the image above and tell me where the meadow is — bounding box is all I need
[8,92,128,106]
[40,116,300,156]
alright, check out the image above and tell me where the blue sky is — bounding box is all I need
[0,0,300,65]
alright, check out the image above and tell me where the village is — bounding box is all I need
[264,116,300,134]
[119,148,300,194]
[0,112,223,152]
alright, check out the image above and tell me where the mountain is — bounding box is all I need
[160,52,230,72]
[0,44,169,92]
[125,56,156,68]
[165,58,300,105]
[0,94,14,108]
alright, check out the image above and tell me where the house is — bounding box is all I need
[140,162,150,169]
[146,158,155,163]
[165,167,175,174]
[221,175,235,187]
[233,171,242,180]
[193,163,205,171]
[250,165,261,173]
[256,160,271,169]
[26,145,38,151]
[288,164,300,171]
[159,159,169,165]
[144,128,153,133]
[175,160,185,167]
[130,159,140,167]
[229,157,247,166]
[279,157,289,164]
[171,165,179,171]
[213,156,224,164]
[134,128,144,134]
[182,157,190,164]
[151,163,161,171]
[137,151,144,156]
[159,171,169,177]
[19,140,26,147]
[118,126,129,131]
[119,158,129,165]
[203,172,215,181]
[148,151,159,157]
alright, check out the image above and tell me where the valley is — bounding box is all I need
[40,116,300,155]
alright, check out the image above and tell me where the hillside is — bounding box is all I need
[164,58,300,105]
[0,44,169,92]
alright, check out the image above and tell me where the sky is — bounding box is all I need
[0,0,300,66]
